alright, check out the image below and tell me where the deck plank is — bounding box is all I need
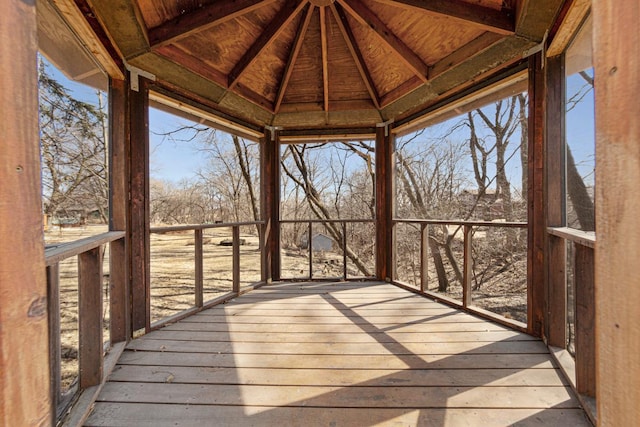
[87,281,589,426]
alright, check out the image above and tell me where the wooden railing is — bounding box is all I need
[279,219,376,280]
[547,226,596,399]
[392,219,528,329]
[148,221,265,329]
[45,231,125,420]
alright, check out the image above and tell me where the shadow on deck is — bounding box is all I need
[86,282,590,426]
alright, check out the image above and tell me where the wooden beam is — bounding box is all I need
[574,244,595,397]
[275,4,314,113]
[429,32,504,80]
[108,78,131,343]
[50,0,124,78]
[330,3,380,109]
[320,6,329,112]
[593,0,640,424]
[47,265,61,412]
[547,0,591,57]
[337,0,429,82]
[0,1,51,424]
[129,77,150,333]
[228,0,307,89]
[149,0,278,48]
[155,45,228,88]
[375,0,514,35]
[527,52,545,338]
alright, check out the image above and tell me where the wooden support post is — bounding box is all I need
[261,128,280,281]
[108,77,130,343]
[375,123,394,280]
[545,54,567,347]
[574,244,595,397]
[195,229,204,307]
[129,77,150,332]
[232,226,241,293]
[0,1,51,424]
[462,225,473,307]
[308,222,313,279]
[593,1,640,422]
[78,246,104,388]
[47,264,61,410]
[527,52,546,337]
[420,224,429,292]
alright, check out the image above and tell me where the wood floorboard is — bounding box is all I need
[87,281,590,426]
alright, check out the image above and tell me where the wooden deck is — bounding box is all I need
[86,282,590,426]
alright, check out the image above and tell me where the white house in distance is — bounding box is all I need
[300,233,334,252]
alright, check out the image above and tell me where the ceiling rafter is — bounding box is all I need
[374,0,514,35]
[320,7,330,112]
[228,0,308,89]
[148,0,278,48]
[274,4,314,113]
[336,0,429,83]
[330,3,380,109]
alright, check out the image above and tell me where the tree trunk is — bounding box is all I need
[567,146,595,230]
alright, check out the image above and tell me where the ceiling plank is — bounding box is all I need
[149,0,278,48]
[228,0,307,89]
[429,32,503,79]
[155,45,228,87]
[320,7,330,112]
[374,0,514,35]
[274,4,314,113]
[337,0,429,82]
[330,3,380,109]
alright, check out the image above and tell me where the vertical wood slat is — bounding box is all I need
[47,264,61,410]
[547,235,567,347]
[342,222,348,279]
[420,224,429,292]
[195,229,204,307]
[78,246,104,389]
[129,77,150,332]
[108,78,130,343]
[308,222,313,279]
[462,225,473,307]
[232,226,241,293]
[545,54,567,348]
[527,52,546,337]
[0,1,51,423]
[574,244,595,397]
[593,1,640,423]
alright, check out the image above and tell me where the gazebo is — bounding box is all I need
[1,0,638,425]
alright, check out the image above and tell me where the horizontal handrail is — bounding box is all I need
[150,220,264,233]
[394,218,527,228]
[547,226,595,248]
[280,218,374,224]
[45,231,125,266]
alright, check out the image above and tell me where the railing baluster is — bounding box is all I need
[232,226,240,293]
[195,229,204,307]
[109,237,129,343]
[78,246,104,389]
[420,224,429,292]
[47,263,61,410]
[342,222,347,279]
[462,225,473,308]
[308,222,313,279]
[575,243,596,397]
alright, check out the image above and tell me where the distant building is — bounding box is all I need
[300,233,334,252]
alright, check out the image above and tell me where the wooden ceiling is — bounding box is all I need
[82,0,566,131]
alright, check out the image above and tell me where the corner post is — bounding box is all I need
[128,76,150,332]
[262,126,280,282]
[527,52,546,337]
[0,0,52,423]
[593,0,640,423]
[375,121,394,281]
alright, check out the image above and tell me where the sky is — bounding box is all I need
[42,57,596,189]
